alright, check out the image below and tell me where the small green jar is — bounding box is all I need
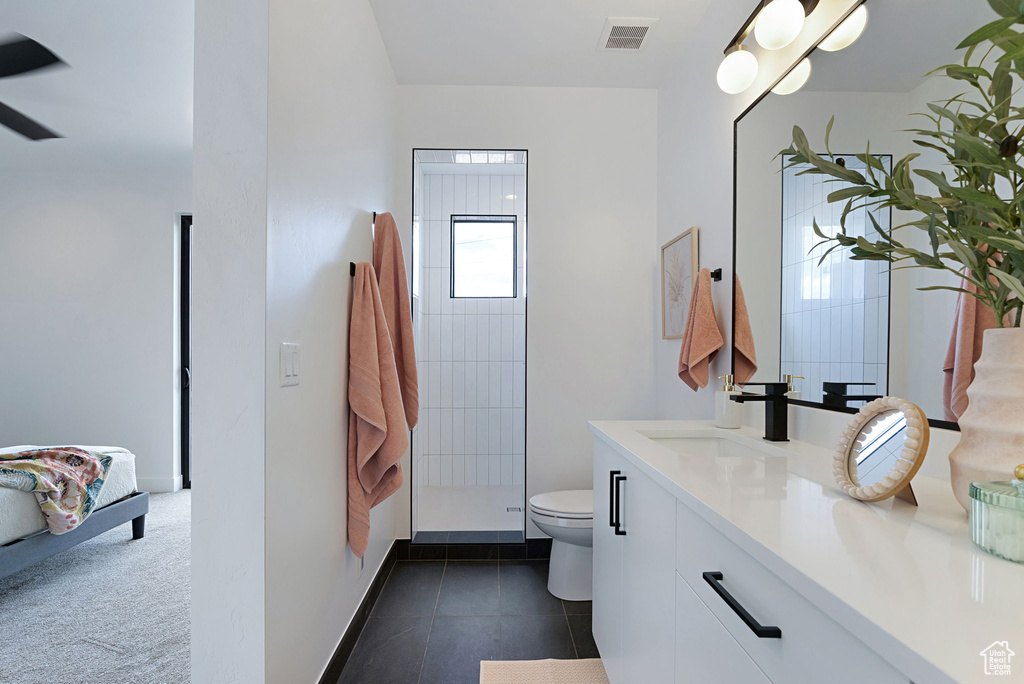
[970,478,1024,564]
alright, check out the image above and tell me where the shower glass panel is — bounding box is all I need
[410,149,527,544]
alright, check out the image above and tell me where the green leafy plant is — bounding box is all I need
[782,1,1024,327]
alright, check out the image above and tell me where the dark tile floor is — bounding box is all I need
[412,530,526,545]
[338,559,596,684]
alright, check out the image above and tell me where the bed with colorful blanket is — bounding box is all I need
[0,445,149,580]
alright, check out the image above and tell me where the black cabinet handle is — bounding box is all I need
[609,470,620,528]
[702,571,781,639]
[613,475,627,535]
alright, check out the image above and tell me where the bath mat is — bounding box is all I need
[479,658,609,684]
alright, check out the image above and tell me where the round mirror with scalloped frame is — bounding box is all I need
[834,397,930,504]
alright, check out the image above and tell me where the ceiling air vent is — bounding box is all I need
[598,17,659,52]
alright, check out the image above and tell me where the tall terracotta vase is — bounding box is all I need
[949,327,1024,511]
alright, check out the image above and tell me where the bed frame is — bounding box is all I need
[0,491,149,581]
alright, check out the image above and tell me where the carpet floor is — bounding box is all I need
[0,490,190,684]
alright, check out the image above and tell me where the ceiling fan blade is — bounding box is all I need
[0,34,63,78]
[0,101,60,140]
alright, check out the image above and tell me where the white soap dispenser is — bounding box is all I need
[714,374,743,429]
[783,374,804,401]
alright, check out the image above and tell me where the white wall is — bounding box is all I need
[192,0,268,680]
[194,0,401,680]
[0,161,190,492]
[395,86,658,536]
[263,0,398,681]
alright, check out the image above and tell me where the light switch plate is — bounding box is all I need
[280,343,300,387]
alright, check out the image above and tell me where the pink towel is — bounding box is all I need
[347,262,408,558]
[678,268,725,391]
[943,278,1010,421]
[733,275,758,384]
[373,212,419,429]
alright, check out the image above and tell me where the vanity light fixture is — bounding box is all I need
[771,57,811,95]
[754,0,806,50]
[718,0,820,94]
[818,5,867,52]
[717,45,759,95]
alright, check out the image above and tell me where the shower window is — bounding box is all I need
[450,215,517,298]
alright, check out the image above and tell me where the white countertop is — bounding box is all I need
[588,420,1024,684]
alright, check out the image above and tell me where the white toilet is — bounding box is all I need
[529,489,594,601]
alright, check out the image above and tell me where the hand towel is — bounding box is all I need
[372,212,419,429]
[943,278,1010,421]
[733,275,758,383]
[347,262,409,558]
[678,267,725,391]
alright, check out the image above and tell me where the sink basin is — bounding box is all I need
[643,436,723,457]
[638,429,778,462]
[639,429,735,457]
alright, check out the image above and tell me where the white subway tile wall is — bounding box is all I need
[412,165,527,487]
[780,157,890,404]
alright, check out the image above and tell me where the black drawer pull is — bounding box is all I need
[702,571,781,639]
[609,470,620,528]
[613,475,627,535]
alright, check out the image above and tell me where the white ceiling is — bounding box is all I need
[0,1,192,162]
[805,1,992,93]
[369,0,715,88]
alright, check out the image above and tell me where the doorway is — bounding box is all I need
[180,214,192,489]
[410,149,527,544]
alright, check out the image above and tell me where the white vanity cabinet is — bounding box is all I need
[592,440,676,684]
[592,433,911,684]
[674,573,770,684]
[674,501,907,684]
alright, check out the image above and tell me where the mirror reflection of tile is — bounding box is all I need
[779,155,890,406]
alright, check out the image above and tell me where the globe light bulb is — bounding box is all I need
[717,46,759,94]
[754,0,806,51]
[819,6,868,52]
[772,57,811,95]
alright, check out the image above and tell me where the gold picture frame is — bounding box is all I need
[661,227,699,340]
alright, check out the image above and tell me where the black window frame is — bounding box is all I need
[449,214,518,299]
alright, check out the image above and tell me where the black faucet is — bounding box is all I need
[822,382,881,408]
[730,382,790,442]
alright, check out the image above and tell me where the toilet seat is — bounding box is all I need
[530,509,593,529]
[529,490,593,520]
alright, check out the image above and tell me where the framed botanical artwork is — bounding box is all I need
[661,227,699,340]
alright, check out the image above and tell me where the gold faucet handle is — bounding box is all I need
[1015,464,1024,482]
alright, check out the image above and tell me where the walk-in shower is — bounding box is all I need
[410,148,527,544]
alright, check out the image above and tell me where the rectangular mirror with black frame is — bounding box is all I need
[732,0,991,429]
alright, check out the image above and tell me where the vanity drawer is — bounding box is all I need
[674,502,907,684]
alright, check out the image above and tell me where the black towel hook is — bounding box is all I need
[710,268,723,282]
